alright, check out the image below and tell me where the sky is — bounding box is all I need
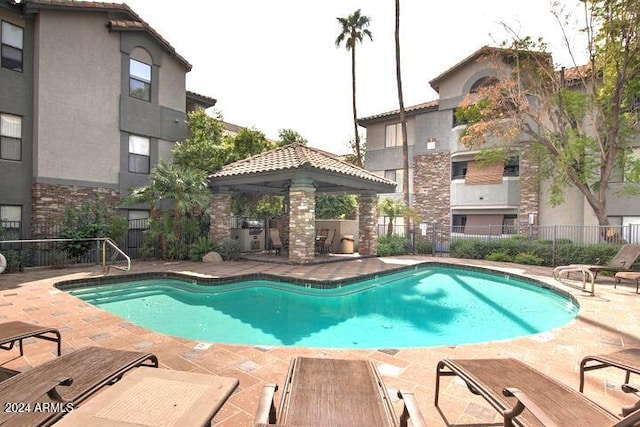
[123,0,589,155]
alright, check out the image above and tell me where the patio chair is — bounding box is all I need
[269,228,284,255]
[0,321,62,357]
[0,346,158,427]
[552,244,640,294]
[254,356,427,427]
[435,357,640,427]
[323,229,336,254]
[580,348,640,394]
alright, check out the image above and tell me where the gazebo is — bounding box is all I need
[207,143,396,263]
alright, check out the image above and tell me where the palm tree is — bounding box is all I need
[335,9,372,168]
[395,0,410,233]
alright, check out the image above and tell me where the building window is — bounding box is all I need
[451,161,468,179]
[128,135,150,173]
[503,157,519,176]
[502,215,517,234]
[0,204,21,239]
[384,169,403,192]
[1,21,23,72]
[385,123,402,147]
[452,107,468,128]
[129,58,151,101]
[0,113,21,161]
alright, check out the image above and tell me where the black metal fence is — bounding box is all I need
[379,222,640,261]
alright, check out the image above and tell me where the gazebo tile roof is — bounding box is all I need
[209,143,394,186]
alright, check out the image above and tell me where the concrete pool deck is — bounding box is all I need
[1,256,639,426]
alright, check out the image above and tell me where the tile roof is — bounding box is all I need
[209,143,394,186]
[186,90,217,108]
[21,0,191,70]
[357,100,439,124]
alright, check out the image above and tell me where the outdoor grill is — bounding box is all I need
[232,220,265,252]
[242,220,264,235]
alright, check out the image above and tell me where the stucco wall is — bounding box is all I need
[34,11,121,184]
[158,52,186,112]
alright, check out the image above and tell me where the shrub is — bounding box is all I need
[450,239,491,259]
[514,252,545,265]
[3,250,28,273]
[415,239,432,255]
[217,239,241,260]
[377,236,410,257]
[189,236,217,261]
[485,251,513,262]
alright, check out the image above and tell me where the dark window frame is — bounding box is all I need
[128,135,150,174]
[0,112,22,161]
[1,21,23,72]
[129,58,151,101]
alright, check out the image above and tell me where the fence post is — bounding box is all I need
[432,224,437,257]
[552,225,557,267]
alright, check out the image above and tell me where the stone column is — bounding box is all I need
[288,178,316,263]
[209,191,232,243]
[358,193,378,256]
[518,142,540,234]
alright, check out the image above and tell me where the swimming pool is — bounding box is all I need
[65,265,578,349]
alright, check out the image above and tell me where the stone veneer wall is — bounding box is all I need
[288,181,316,263]
[413,152,451,227]
[209,192,232,243]
[518,142,540,231]
[357,194,377,256]
[31,183,119,237]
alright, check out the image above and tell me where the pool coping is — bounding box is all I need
[53,260,579,308]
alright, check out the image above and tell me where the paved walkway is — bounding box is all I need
[1,256,639,426]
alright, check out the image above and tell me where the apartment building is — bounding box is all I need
[0,0,214,238]
[359,46,640,235]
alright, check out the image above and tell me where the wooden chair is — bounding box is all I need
[436,357,640,427]
[0,346,158,426]
[254,356,426,427]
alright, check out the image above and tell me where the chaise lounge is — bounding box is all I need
[254,356,427,427]
[553,244,640,295]
[436,357,640,427]
[0,321,62,357]
[0,346,158,426]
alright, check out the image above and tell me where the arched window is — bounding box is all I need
[470,76,498,94]
[129,48,152,101]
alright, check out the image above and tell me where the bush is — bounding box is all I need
[3,250,28,273]
[217,239,241,260]
[485,251,513,262]
[377,236,410,257]
[450,239,491,259]
[189,236,217,261]
[415,239,432,255]
[514,252,545,265]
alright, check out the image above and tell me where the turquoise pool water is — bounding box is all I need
[68,266,578,349]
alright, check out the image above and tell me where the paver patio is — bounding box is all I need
[1,256,639,426]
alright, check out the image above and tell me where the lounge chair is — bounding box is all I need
[435,357,640,427]
[581,348,640,393]
[0,321,62,357]
[0,346,158,426]
[254,356,426,427]
[553,244,640,295]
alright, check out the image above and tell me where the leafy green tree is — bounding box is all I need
[172,108,226,174]
[58,199,111,261]
[336,9,372,167]
[316,194,358,219]
[456,1,640,226]
[277,128,308,146]
[377,198,406,238]
[225,127,273,163]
